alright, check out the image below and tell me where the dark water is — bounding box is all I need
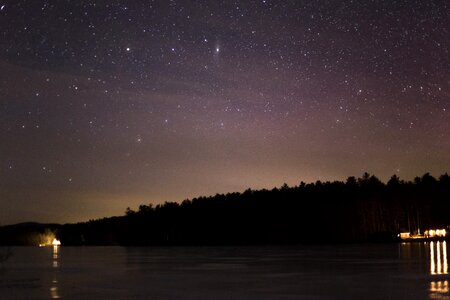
[0,242,449,299]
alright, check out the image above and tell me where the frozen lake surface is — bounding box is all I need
[0,242,449,299]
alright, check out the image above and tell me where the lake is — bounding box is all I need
[0,242,449,299]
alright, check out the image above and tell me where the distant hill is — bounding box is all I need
[1,172,450,246]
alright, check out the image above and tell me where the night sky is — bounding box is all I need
[1,1,449,224]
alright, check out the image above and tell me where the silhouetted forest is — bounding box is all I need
[1,172,450,246]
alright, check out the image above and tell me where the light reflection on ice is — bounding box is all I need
[430,241,448,275]
[50,244,60,298]
[429,241,450,300]
[429,281,450,300]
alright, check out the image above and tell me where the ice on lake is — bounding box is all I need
[0,242,449,299]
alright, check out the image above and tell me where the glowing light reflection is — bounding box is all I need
[438,241,442,275]
[429,280,450,300]
[430,241,448,276]
[50,241,60,298]
[431,241,436,275]
[444,241,448,274]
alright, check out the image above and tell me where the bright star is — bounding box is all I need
[1,5,5,11]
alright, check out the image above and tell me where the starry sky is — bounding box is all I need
[1,0,449,224]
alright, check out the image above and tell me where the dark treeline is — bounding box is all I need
[1,172,450,246]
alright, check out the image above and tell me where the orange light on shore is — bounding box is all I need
[437,229,447,237]
[425,229,447,238]
[399,232,410,239]
[52,239,61,246]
